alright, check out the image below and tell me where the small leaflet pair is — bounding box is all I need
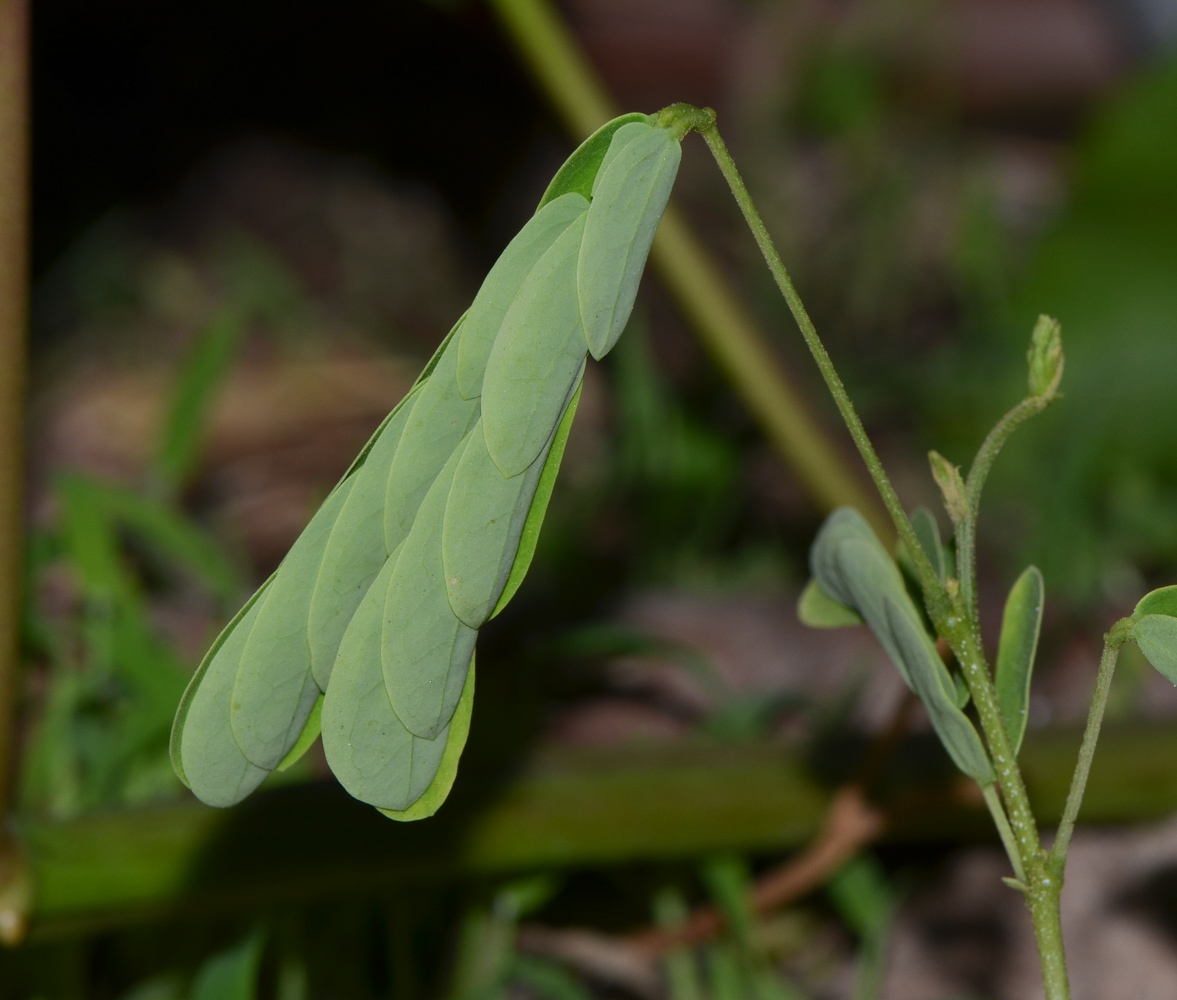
[170,112,682,817]
[799,507,1049,782]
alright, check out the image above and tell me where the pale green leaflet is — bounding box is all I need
[307,384,420,689]
[456,193,589,399]
[579,125,681,359]
[481,211,591,478]
[171,111,684,817]
[995,566,1044,756]
[231,480,355,769]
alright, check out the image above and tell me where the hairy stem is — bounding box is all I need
[959,395,1051,626]
[1050,633,1124,871]
[695,122,941,604]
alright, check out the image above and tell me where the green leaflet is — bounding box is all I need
[456,193,589,399]
[174,580,273,806]
[380,658,475,822]
[384,330,481,550]
[482,211,591,478]
[307,384,420,689]
[383,440,477,740]
[491,378,582,618]
[442,417,551,628]
[231,479,355,770]
[1134,585,1177,620]
[538,112,653,208]
[590,122,655,197]
[276,694,322,772]
[883,596,993,783]
[910,506,945,583]
[578,127,681,360]
[995,566,1044,755]
[1133,614,1177,683]
[797,578,863,628]
[321,550,454,810]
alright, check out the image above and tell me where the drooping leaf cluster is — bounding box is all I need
[172,113,683,817]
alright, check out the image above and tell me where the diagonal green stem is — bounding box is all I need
[694,121,943,610]
[1049,633,1124,871]
[958,396,1051,627]
[982,783,1027,883]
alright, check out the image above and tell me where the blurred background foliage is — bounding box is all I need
[4,0,1177,996]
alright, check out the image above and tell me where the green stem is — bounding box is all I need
[1049,633,1125,871]
[982,783,1026,883]
[959,396,1050,626]
[695,121,941,605]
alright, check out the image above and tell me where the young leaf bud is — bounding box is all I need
[1027,314,1064,400]
[929,451,968,526]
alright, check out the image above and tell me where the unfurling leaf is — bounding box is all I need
[797,578,863,628]
[1027,314,1064,400]
[995,566,1044,755]
[928,451,968,526]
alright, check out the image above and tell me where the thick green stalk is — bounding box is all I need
[694,111,1071,1000]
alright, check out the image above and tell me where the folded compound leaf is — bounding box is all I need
[797,578,863,628]
[810,508,992,782]
[1133,614,1177,684]
[383,441,477,739]
[173,108,693,818]
[482,211,591,478]
[230,479,356,769]
[995,566,1044,755]
[322,551,458,811]
[1133,585,1177,620]
[456,193,589,399]
[379,658,475,822]
[490,379,582,618]
[442,418,552,629]
[883,596,994,783]
[173,579,274,806]
[810,509,917,687]
[307,384,421,689]
[384,328,482,549]
[579,126,681,359]
[538,112,653,207]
